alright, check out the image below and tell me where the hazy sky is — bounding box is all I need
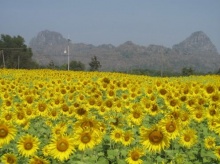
[1,0,220,52]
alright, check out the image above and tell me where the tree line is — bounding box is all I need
[0,34,101,71]
[1,34,220,76]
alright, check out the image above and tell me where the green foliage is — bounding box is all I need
[89,56,101,71]
[47,60,55,69]
[0,34,38,69]
[69,60,85,71]
[216,68,220,75]
[182,67,194,76]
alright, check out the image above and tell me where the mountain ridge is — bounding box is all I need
[29,30,220,73]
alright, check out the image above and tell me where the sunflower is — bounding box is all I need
[74,117,100,134]
[106,89,116,99]
[206,105,219,120]
[140,97,152,112]
[97,105,110,116]
[179,128,197,149]
[148,102,161,116]
[47,135,75,162]
[14,109,27,125]
[207,119,220,132]
[51,96,64,108]
[167,108,181,121]
[1,111,15,123]
[0,120,16,146]
[74,131,100,151]
[74,105,88,119]
[204,84,216,96]
[110,128,124,144]
[36,101,48,116]
[157,86,168,98]
[121,130,134,146]
[159,117,180,140]
[42,145,50,157]
[204,136,216,150]
[51,122,68,136]
[126,147,144,164]
[1,153,17,164]
[48,107,60,120]
[112,99,123,113]
[128,104,145,126]
[24,95,35,106]
[191,108,205,123]
[17,134,40,157]
[214,146,220,160]
[24,107,36,119]
[210,92,220,103]
[166,98,180,110]
[103,99,114,109]
[179,110,191,127]
[108,115,125,129]
[140,126,170,153]
[29,156,50,164]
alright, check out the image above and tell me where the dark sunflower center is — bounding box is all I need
[6,100,11,106]
[77,108,86,115]
[57,139,69,152]
[151,105,158,112]
[55,129,61,134]
[124,135,130,141]
[209,110,216,116]
[133,112,141,119]
[106,101,113,108]
[184,135,191,142]
[81,133,91,144]
[181,115,188,121]
[115,133,121,138]
[170,100,177,107]
[149,130,163,143]
[38,104,46,112]
[0,126,8,138]
[100,107,105,112]
[166,122,176,133]
[5,114,12,120]
[26,110,32,115]
[62,105,69,112]
[208,141,213,145]
[160,89,167,95]
[131,151,140,161]
[51,110,57,116]
[35,159,43,164]
[24,142,33,150]
[196,112,202,118]
[7,156,15,163]
[206,86,214,94]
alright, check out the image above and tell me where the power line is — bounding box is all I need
[0,48,24,69]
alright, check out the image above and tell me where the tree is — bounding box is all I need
[89,56,101,71]
[182,67,194,76]
[216,68,220,75]
[69,60,85,71]
[0,34,37,69]
[47,60,55,69]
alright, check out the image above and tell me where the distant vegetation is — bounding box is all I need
[1,34,220,76]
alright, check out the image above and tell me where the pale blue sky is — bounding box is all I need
[1,0,220,52]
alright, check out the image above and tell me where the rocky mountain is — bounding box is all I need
[29,30,220,73]
[173,31,219,56]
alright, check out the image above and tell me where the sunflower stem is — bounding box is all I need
[81,150,85,162]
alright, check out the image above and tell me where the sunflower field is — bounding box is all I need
[0,69,220,164]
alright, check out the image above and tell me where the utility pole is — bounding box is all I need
[0,48,23,69]
[0,50,5,68]
[64,38,71,71]
[68,39,70,71]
